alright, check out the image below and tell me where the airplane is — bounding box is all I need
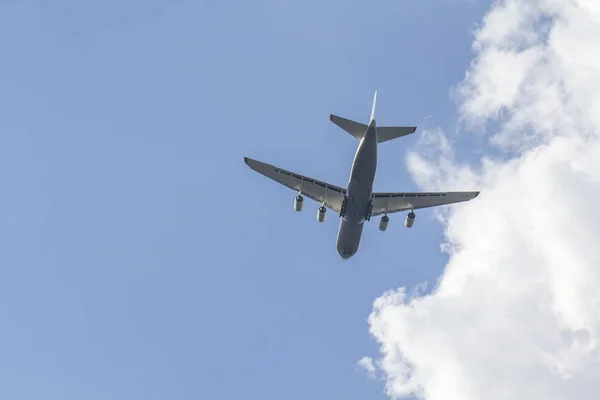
[244,91,480,259]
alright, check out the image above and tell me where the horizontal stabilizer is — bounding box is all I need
[377,126,417,143]
[330,114,367,140]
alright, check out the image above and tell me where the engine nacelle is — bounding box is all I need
[405,211,415,228]
[317,206,326,222]
[379,215,389,231]
[294,195,304,211]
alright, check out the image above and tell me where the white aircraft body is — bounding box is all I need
[244,92,479,259]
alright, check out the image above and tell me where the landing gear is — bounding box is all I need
[339,196,348,217]
[365,199,373,221]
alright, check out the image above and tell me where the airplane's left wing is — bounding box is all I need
[370,191,479,216]
[244,157,347,213]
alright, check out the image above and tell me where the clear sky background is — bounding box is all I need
[0,1,493,399]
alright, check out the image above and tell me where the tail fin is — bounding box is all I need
[330,90,417,142]
[370,90,417,143]
[370,90,377,124]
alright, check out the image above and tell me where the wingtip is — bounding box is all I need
[474,191,480,198]
[243,156,250,166]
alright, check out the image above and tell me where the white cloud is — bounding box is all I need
[357,356,377,379]
[366,0,600,399]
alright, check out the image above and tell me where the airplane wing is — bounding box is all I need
[370,191,479,216]
[244,157,347,213]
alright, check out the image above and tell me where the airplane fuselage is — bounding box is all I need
[244,92,480,260]
[336,122,378,259]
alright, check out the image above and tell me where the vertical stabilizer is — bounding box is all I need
[369,90,377,124]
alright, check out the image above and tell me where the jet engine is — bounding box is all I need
[294,195,304,211]
[317,206,327,222]
[379,215,389,231]
[405,211,415,228]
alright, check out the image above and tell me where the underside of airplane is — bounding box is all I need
[244,92,479,258]
[243,157,479,229]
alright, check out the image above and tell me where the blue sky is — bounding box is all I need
[0,1,490,399]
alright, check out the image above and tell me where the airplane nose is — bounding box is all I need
[337,248,354,260]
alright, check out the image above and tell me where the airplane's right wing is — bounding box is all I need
[244,157,347,213]
[370,191,479,216]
